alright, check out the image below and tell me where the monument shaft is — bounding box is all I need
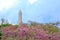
[18,10,22,25]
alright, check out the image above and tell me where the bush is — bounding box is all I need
[1,24,60,40]
[0,31,2,39]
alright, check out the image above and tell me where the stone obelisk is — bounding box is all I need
[18,9,22,25]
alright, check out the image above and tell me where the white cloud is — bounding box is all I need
[0,0,18,12]
[28,0,37,5]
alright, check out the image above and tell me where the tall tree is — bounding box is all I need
[1,18,5,25]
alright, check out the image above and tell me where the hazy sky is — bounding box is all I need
[0,0,60,25]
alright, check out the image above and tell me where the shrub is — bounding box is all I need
[1,24,60,40]
[0,31,2,39]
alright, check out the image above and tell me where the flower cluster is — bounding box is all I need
[1,24,60,40]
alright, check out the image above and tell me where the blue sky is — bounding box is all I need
[0,0,60,25]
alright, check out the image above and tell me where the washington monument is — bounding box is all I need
[18,9,22,25]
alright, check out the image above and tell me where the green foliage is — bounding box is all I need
[0,30,2,39]
[0,31,2,36]
[0,24,12,27]
[43,24,59,34]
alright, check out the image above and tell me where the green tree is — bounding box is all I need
[1,18,5,25]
